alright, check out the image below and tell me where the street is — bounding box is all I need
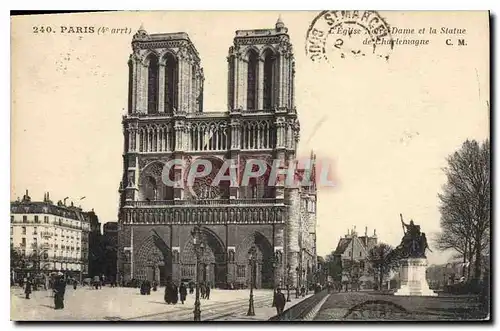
[10,286,311,321]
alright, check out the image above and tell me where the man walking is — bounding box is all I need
[200,282,206,299]
[24,278,32,299]
[205,283,211,300]
[54,273,66,310]
[274,288,286,316]
[179,283,187,304]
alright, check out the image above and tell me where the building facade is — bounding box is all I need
[87,210,103,277]
[103,222,118,280]
[117,19,317,289]
[333,227,378,289]
[10,190,91,279]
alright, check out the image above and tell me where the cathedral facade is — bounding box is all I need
[117,18,318,289]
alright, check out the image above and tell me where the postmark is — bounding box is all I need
[306,10,394,66]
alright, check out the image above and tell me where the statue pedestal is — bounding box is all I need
[394,258,437,297]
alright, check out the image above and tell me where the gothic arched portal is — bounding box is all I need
[235,231,274,289]
[181,227,227,288]
[134,231,172,286]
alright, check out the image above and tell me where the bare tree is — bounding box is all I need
[367,243,398,290]
[437,139,490,282]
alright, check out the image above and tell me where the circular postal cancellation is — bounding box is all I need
[306,10,394,67]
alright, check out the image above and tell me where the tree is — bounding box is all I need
[11,247,23,269]
[367,243,398,290]
[324,252,342,282]
[436,139,490,283]
[342,259,362,291]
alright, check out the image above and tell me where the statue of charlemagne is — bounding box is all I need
[394,214,432,259]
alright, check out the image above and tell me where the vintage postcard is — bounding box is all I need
[10,10,490,321]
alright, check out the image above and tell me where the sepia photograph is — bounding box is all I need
[9,10,491,322]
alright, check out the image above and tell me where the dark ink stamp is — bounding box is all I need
[306,10,394,66]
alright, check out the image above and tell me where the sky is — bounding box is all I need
[11,11,489,265]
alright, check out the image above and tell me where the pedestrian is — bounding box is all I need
[152,280,158,292]
[179,283,187,304]
[54,273,66,310]
[301,286,305,297]
[274,287,286,316]
[164,282,172,304]
[198,283,205,299]
[171,283,179,304]
[189,282,194,294]
[205,283,211,300]
[24,279,32,299]
[73,279,78,290]
[146,280,151,295]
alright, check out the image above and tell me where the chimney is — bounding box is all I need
[373,229,377,237]
[364,227,368,247]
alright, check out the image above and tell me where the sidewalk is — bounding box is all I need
[10,286,274,321]
[213,292,314,321]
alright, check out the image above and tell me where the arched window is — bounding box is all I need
[246,50,259,110]
[228,56,235,110]
[263,50,276,110]
[128,60,133,114]
[145,176,158,201]
[147,54,159,114]
[164,53,178,114]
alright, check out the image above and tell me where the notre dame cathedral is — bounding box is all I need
[117,18,318,289]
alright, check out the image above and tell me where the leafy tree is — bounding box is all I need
[11,247,23,269]
[324,252,342,282]
[436,139,490,282]
[367,243,398,290]
[342,259,362,291]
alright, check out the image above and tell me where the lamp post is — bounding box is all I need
[271,256,277,307]
[295,266,300,298]
[302,268,306,297]
[286,264,291,302]
[247,246,256,316]
[191,226,205,322]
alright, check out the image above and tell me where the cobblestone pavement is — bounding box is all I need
[314,291,487,321]
[10,286,283,321]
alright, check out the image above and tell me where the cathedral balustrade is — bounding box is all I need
[120,203,286,225]
[124,198,279,207]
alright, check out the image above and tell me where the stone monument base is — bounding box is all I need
[394,258,437,297]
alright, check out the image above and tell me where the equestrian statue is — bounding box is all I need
[393,214,432,259]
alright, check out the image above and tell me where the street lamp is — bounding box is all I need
[286,264,291,302]
[295,266,300,298]
[247,246,257,316]
[271,256,277,307]
[302,268,306,297]
[191,226,205,322]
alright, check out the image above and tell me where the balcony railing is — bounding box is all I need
[124,198,280,207]
[41,231,53,238]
